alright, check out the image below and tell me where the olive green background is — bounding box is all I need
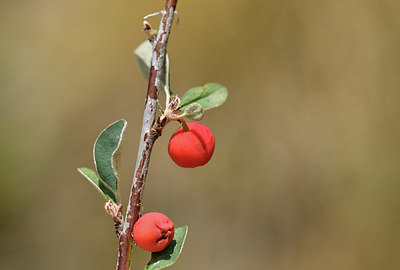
[1,0,400,269]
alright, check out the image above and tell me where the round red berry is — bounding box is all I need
[168,122,215,168]
[133,212,175,252]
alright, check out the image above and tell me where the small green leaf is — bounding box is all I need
[134,40,153,80]
[77,167,117,203]
[184,103,204,121]
[134,40,171,94]
[180,83,228,110]
[94,119,127,193]
[145,226,188,270]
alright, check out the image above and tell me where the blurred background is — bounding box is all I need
[1,0,400,269]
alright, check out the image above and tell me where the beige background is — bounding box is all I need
[1,0,400,269]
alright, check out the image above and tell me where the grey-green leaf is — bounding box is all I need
[184,103,204,121]
[180,83,228,110]
[94,119,127,193]
[134,40,153,80]
[134,40,171,94]
[77,167,117,203]
[145,226,188,270]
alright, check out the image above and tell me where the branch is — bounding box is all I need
[116,1,178,269]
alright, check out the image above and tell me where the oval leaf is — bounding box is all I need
[180,83,228,110]
[134,40,153,80]
[77,167,117,203]
[134,40,171,94]
[145,225,188,270]
[94,119,127,192]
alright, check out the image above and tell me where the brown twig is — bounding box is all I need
[116,1,178,269]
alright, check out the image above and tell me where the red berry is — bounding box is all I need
[168,122,215,168]
[133,212,175,252]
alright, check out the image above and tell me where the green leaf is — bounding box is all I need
[180,83,228,110]
[77,167,117,203]
[134,40,153,80]
[145,226,188,270]
[134,40,171,94]
[94,119,127,193]
[184,103,204,121]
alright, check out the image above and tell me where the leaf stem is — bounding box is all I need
[164,85,171,109]
[116,1,178,269]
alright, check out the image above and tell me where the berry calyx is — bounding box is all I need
[168,122,215,168]
[133,212,175,252]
